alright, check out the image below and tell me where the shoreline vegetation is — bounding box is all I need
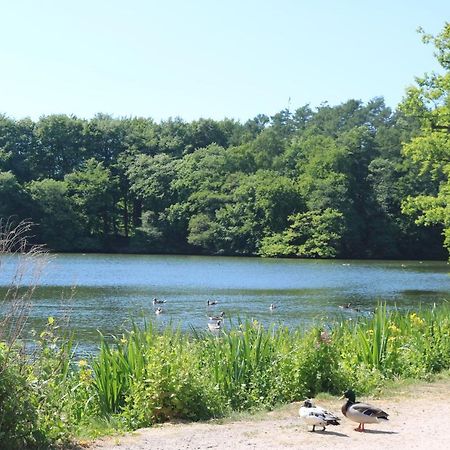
[0,299,449,448]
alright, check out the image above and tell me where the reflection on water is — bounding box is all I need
[1,254,449,354]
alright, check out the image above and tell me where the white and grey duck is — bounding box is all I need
[299,399,340,432]
[207,320,222,331]
[209,311,225,321]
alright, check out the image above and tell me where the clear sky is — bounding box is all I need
[1,0,449,122]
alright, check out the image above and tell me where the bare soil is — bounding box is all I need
[87,379,450,450]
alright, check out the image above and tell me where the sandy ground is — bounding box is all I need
[87,379,450,450]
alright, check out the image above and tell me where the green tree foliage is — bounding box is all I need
[28,179,82,250]
[259,208,344,258]
[0,171,31,219]
[0,116,35,182]
[32,115,86,179]
[400,23,450,257]
[65,159,115,243]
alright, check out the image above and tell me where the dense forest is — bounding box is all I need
[0,99,444,259]
[1,24,449,260]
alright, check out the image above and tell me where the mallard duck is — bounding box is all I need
[155,307,163,315]
[269,303,277,310]
[341,389,389,432]
[152,298,166,305]
[299,399,340,432]
[209,311,225,321]
[207,300,218,306]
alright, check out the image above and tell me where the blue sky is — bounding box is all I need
[1,1,449,122]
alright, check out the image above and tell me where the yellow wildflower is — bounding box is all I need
[78,359,88,368]
[79,369,93,382]
[47,317,55,325]
[410,313,425,327]
[388,323,400,333]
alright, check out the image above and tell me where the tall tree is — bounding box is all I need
[28,179,82,250]
[65,159,115,239]
[32,115,86,179]
[400,23,450,257]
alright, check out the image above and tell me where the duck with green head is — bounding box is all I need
[341,389,389,432]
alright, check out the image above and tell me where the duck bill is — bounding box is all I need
[338,394,345,400]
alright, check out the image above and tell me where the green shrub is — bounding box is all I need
[0,344,44,449]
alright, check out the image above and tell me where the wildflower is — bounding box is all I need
[78,359,88,368]
[47,316,55,325]
[410,313,425,327]
[388,323,400,334]
[79,369,93,383]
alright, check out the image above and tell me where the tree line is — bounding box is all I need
[0,99,444,259]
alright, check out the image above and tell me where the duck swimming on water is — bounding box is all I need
[208,320,222,331]
[153,298,166,305]
[339,303,352,309]
[209,311,225,321]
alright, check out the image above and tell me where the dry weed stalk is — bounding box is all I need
[0,219,49,346]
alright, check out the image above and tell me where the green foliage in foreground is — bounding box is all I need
[0,304,449,448]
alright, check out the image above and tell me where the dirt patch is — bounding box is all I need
[87,379,450,449]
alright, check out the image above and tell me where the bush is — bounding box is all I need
[0,345,44,449]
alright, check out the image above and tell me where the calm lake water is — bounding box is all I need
[1,254,449,354]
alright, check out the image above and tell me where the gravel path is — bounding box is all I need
[87,379,450,450]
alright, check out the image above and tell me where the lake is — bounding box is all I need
[1,254,449,354]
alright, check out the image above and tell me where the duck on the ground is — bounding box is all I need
[269,303,277,310]
[207,300,218,306]
[299,399,340,432]
[155,307,163,315]
[153,298,166,305]
[209,311,225,321]
[341,389,389,432]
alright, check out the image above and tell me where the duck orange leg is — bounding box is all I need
[354,423,363,432]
